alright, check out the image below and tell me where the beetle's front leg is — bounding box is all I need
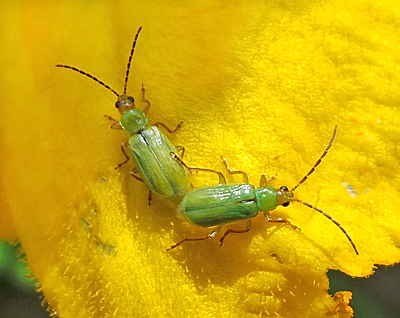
[259,174,277,187]
[264,212,300,231]
[141,83,151,114]
[104,115,123,130]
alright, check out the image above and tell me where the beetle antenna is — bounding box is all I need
[123,26,143,95]
[293,198,358,255]
[55,64,119,97]
[291,126,337,192]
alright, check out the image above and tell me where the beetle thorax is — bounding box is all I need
[255,186,278,212]
[120,109,149,134]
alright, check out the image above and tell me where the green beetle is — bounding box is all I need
[56,27,220,202]
[169,126,359,255]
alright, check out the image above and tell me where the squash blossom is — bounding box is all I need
[1,1,400,317]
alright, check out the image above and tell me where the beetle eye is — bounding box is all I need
[280,186,289,192]
[115,101,120,108]
[128,96,135,102]
[282,202,290,207]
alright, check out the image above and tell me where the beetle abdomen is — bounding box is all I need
[129,126,189,200]
[177,184,259,227]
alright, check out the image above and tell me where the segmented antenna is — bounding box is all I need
[55,64,119,97]
[56,26,143,97]
[291,126,337,192]
[293,198,359,255]
[123,26,143,95]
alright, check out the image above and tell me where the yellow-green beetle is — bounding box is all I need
[169,127,359,255]
[57,27,218,203]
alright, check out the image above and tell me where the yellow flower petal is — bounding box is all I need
[330,291,354,318]
[1,1,400,317]
[0,186,17,240]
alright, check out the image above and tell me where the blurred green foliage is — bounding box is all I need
[0,240,35,292]
[0,240,49,318]
[329,266,400,318]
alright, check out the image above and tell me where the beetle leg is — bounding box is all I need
[219,220,252,246]
[147,190,152,206]
[104,115,123,130]
[175,146,185,158]
[130,169,152,205]
[170,152,226,184]
[115,143,131,169]
[155,121,183,134]
[129,167,143,182]
[167,227,222,251]
[259,174,277,187]
[141,83,151,114]
[264,212,300,231]
[221,156,249,183]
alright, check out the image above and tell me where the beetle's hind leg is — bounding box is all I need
[167,227,222,251]
[170,152,226,184]
[128,168,153,206]
[221,157,249,183]
[219,220,252,246]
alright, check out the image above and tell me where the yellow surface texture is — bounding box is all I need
[1,1,400,317]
